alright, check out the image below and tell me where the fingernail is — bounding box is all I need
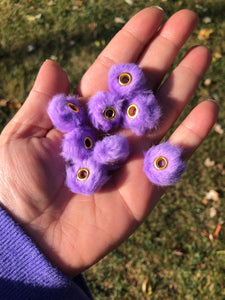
[152,6,164,11]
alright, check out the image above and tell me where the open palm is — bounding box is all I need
[0,8,218,277]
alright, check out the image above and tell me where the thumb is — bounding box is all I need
[2,60,70,139]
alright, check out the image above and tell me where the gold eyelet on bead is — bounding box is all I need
[127,104,138,119]
[102,106,117,121]
[154,156,168,170]
[118,72,132,86]
[84,137,93,150]
[77,168,90,181]
[67,102,79,113]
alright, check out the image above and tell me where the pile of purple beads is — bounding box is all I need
[47,63,185,195]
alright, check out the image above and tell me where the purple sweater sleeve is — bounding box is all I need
[0,207,93,299]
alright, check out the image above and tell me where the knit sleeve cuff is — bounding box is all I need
[0,206,92,299]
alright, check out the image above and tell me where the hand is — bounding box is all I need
[0,7,218,277]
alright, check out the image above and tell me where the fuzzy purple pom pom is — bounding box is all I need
[47,94,86,132]
[65,158,109,195]
[123,92,161,136]
[93,134,129,169]
[108,63,147,98]
[143,142,186,186]
[88,91,124,132]
[62,126,97,161]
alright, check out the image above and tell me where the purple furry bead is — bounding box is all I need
[123,92,161,136]
[47,93,86,132]
[93,134,130,170]
[143,142,186,186]
[108,63,146,98]
[65,158,109,195]
[88,91,124,132]
[61,126,97,161]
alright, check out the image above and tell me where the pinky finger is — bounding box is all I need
[168,100,218,159]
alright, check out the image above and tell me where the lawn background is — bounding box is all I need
[0,0,225,299]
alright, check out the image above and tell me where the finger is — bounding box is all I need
[169,100,218,158]
[139,9,199,90]
[77,7,164,97]
[115,100,218,222]
[2,60,70,139]
[122,46,211,151]
[154,45,211,141]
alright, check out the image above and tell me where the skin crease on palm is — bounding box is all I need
[0,7,218,277]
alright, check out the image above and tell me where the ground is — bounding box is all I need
[0,0,224,298]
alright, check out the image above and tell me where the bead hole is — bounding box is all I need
[154,156,168,170]
[103,106,117,121]
[77,168,90,181]
[67,102,79,113]
[84,137,93,150]
[118,72,132,86]
[127,104,138,119]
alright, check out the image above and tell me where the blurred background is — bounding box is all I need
[0,0,224,298]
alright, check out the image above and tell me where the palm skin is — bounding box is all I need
[0,7,218,277]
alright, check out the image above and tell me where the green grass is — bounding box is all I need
[1,0,225,299]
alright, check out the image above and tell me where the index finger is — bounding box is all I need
[77,7,164,97]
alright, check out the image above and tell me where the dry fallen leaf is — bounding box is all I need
[210,207,217,218]
[195,4,208,12]
[202,224,222,241]
[88,23,97,31]
[214,52,222,58]
[209,233,214,241]
[205,190,219,201]
[142,277,152,296]
[48,0,56,5]
[204,157,215,168]
[25,14,41,22]
[0,99,8,107]
[213,224,222,240]
[9,101,21,110]
[198,28,214,40]
[201,230,209,237]
[204,78,212,86]
[212,52,222,63]
[74,0,83,5]
[217,250,225,255]
[114,17,125,24]
[73,1,83,10]
[202,199,208,205]
[216,163,223,171]
[214,123,224,135]
[216,164,225,175]
[203,17,212,24]
[50,55,57,61]
[125,0,133,5]
[25,15,36,22]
